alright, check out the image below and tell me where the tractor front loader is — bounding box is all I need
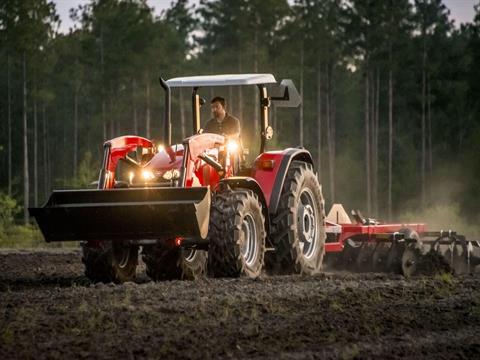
[30,74,327,283]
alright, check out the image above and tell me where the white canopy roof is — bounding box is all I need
[166,74,277,87]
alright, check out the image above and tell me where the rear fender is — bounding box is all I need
[252,148,314,215]
[219,177,270,236]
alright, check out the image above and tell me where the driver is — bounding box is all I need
[204,96,240,138]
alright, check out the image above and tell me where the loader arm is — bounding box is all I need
[99,136,155,189]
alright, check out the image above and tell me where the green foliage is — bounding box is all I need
[0,193,46,248]
[0,224,42,248]
[0,192,19,234]
[0,0,479,236]
[72,151,99,188]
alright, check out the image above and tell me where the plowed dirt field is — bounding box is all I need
[1,249,480,359]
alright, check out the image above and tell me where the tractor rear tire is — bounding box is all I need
[82,241,139,283]
[270,161,326,275]
[142,244,207,281]
[208,188,266,278]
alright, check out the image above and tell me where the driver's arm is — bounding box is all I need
[203,119,215,134]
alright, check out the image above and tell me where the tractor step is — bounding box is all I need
[29,187,211,242]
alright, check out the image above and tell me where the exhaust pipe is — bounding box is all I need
[159,77,171,146]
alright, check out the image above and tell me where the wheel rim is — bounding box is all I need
[297,188,318,259]
[113,245,131,269]
[402,246,418,277]
[241,213,258,266]
[453,244,469,275]
[372,242,391,271]
[184,249,197,262]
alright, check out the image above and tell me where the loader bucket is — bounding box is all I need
[29,187,211,242]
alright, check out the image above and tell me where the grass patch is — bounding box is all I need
[435,272,454,285]
[0,192,75,249]
[0,224,78,249]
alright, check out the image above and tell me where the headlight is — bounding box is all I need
[162,169,181,180]
[142,170,155,181]
[157,144,164,152]
[162,170,173,180]
[227,140,239,152]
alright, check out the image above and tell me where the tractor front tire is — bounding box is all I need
[270,161,326,275]
[208,189,266,278]
[82,241,139,283]
[142,244,207,281]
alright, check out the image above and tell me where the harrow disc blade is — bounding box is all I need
[371,242,391,272]
[443,246,454,265]
[355,243,375,272]
[341,239,362,271]
[452,244,470,275]
[386,241,406,274]
[401,245,421,277]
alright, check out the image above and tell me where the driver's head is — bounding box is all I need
[211,96,226,121]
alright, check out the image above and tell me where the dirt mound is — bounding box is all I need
[1,250,480,359]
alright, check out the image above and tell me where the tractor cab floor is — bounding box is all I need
[1,249,480,359]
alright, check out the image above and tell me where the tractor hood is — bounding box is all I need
[145,144,184,173]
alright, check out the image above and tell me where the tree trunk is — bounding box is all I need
[237,56,243,123]
[33,79,38,207]
[330,68,336,202]
[43,107,53,196]
[427,77,432,189]
[326,64,335,202]
[316,62,322,176]
[132,78,138,134]
[373,70,380,216]
[102,100,106,141]
[272,57,277,132]
[42,104,49,199]
[421,37,427,207]
[73,86,79,178]
[253,22,259,134]
[388,67,393,220]
[376,70,380,215]
[209,56,214,100]
[101,25,106,141]
[228,86,233,114]
[325,65,331,197]
[145,74,151,139]
[22,53,29,224]
[365,68,371,214]
[370,72,375,214]
[109,93,114,139]
[179,88,186,139]
[299,40,304,147]
[7,54,12,196]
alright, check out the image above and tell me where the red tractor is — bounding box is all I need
[30,74,480,282]
[30,74,326,283]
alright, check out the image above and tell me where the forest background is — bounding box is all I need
[1,0,480,245]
